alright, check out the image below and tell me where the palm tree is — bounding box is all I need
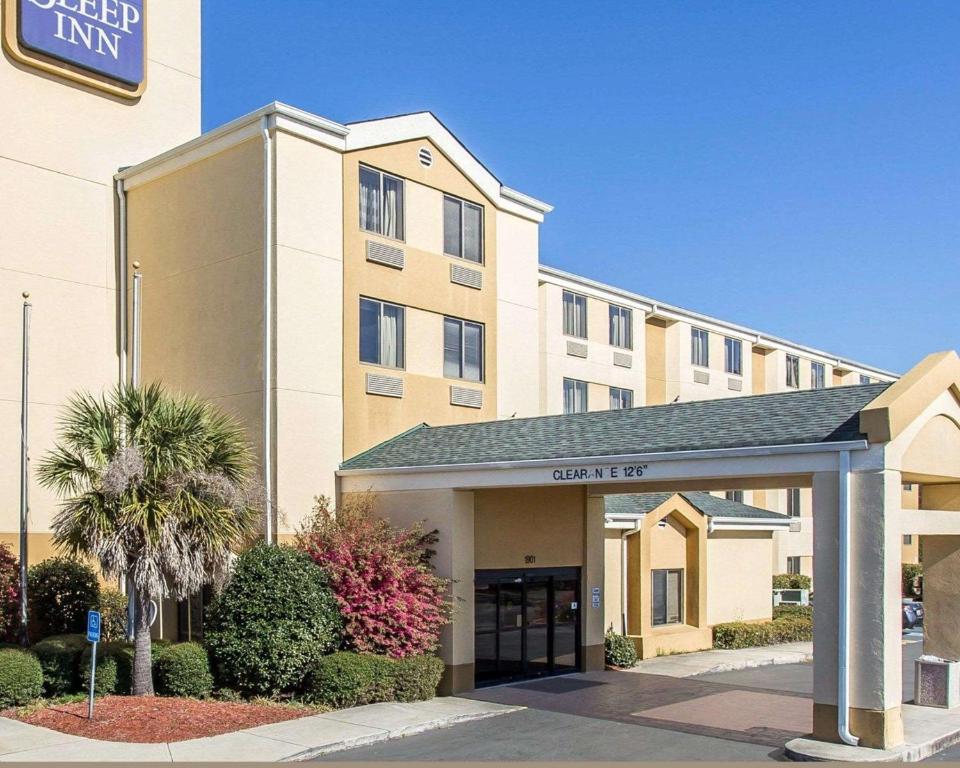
[37,383,260,695]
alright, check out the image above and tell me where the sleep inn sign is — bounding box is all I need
[3,0,145,98]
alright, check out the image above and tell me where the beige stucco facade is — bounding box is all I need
[0,0,201,559]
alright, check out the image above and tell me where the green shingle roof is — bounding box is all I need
[605,491,788,520]
[340,382,889,471]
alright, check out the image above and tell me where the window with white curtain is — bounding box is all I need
[652,569,683,626]
[563,378,588,414]
[563,291,587,338]
[359,297,404,368]
[359,166,404,240]
[609,386,633,410]
[608,304,632,349]
[443,195,483,263]
[811,361,825,389]
[691,327,709,367]
[724,337,742,375]
[787,487,801,517]
[443,317,484,381]
[786,354,800,388]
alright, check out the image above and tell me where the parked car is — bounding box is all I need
[902,599,924,629]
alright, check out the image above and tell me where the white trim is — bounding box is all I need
[339,439,869,477]
[538,265,899,380]
[708,517,792,532]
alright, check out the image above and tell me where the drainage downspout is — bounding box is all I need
[261,115,274,545]
[115,179,128,385]
[837,449,859,746]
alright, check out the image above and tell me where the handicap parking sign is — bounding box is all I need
[87,610,101,643]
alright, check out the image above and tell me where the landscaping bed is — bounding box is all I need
[1,696,314,743]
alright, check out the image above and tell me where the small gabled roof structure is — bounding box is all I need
[340,383,890,472]
[604,491,790,532]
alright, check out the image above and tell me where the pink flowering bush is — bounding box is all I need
[0,544,20,643]
[297,494,451,658]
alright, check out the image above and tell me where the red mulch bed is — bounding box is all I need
[2,696,314,743]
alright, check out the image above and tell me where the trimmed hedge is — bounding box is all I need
[392,654,444,702]
[32,633,86,695]
[205,545,342,696]
[0,649,43,707]
[306,652,444,708]
[713,616,812,649]
[79,639,169,695]
[27,558,100,639]
[773,604,812,621]
[772,573,811,591]
[604,630,638,668]
[156,643,213,698]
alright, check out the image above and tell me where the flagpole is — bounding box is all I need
[19,292,31,647]
[126,262,142,641]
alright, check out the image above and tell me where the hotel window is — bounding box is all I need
[609,386,633,410]
[787,488,801,517]
[903,535,913,545]
[443,317,484,382]
[443,195,483,263]
[786,354,800,388]
[563,378,588,414]
[562,291,588,338]
[359,166,404,240]
[359,298,405,368]
[609,304,632,349]
[724,337,742,375]
[811,361,825,389]
[860,374,871,385]
[787,556,801,575]
[691,327,709,367]
[725,490,744,503]
[652,569,683,626]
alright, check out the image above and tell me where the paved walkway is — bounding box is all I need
[626,641,812,678]
[0,697,519,762]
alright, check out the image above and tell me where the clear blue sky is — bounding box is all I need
[202,1,959,374]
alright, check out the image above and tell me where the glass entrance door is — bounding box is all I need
[474,567,581,686]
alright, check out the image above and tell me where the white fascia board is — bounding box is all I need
[538,267,655,314]
[709,517,792,532]
[604,519,641,529]
[115,102,349,191]
[538,265,899,378]
[346,112,551,223]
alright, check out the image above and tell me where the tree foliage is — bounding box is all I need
[297,493,451,658]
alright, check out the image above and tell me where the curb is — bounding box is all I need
[282,706,523,761]
[785,725,960,763]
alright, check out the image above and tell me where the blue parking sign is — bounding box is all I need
[87,610,101,643]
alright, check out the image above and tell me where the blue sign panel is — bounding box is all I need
[86,610,101,643]
[18,0,145,86]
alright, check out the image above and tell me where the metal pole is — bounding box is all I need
[18,292,31,647]
[131,264,142,387]
[87,640,97,720]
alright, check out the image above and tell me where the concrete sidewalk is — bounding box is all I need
[0,697,520,762]
[626,641,812,678]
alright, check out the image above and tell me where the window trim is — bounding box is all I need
[609,386,634,410]
[724,337,742,376]
[359,296,406,370]
[786,354,800,389]
[652,568,683,627]
[562,290,589,340]
[443,316,485,383]
[358,164,406,243]
[563,377,589,414]
[442,194,485,264]
[608,304,633,350]
[691,327,709,368]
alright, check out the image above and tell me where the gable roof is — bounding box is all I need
[605,491,788,521]
[340,382,890,471]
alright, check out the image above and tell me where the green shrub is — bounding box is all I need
[79,642,120,696]
[0,649,43,707]
[27,557,100,639]
[713,616,812,649]
[391,654,444,702]
[204,545,342,696]
[903,563,922,598]
[98,589,129,643]
[772,573,812,591]
[773,604,813,620]
[156,643,213,698]
[306,652,395,708]
[604,629,638,668]
[31,633,86,695]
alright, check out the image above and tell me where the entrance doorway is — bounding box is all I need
[474,567,581,686]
